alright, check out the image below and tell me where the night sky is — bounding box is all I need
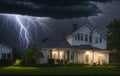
[0,0,120,50]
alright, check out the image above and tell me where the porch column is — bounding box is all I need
[58,49,60,59]
[50,49,52,58]
[69,51,71,62]
[107,53,109,64]
[46,49,49,58]
[82,51,84,63]
[92,50,94,64]
[73,50,76,63]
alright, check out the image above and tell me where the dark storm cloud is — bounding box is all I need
[0,0,112,19]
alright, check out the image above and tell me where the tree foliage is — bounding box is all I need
[12,48,21,60]
[23,45,44,65]
[107,19,120,50]
[71,23,78,32]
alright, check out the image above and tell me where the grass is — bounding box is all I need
[0,65,120,75]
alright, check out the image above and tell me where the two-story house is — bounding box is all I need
[40,24,110,65]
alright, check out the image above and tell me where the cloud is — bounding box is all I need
[0,0,112,19]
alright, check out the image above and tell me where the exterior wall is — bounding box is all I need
[66,35,72,45]
[71,25,91,46]
[67,25,107,49]
[37,49,49,64]
[92,30,107,49]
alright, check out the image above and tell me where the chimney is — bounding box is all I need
[71,23,78,32]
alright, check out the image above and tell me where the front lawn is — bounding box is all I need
[0,66,120,75]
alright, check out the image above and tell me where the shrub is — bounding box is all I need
[63,59,68,65]
[13,59,23,66]
[48,58,55,65]
[0,59,14,66]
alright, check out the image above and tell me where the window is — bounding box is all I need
[7,53,11,59]
[95,37,98,43]
[99,37,102,43]
[1,53,6,59]
[78,33,80,40]
[80,34,83,41]
[73,34,77,40]
[85,34,88,42]
[89,35,92,43]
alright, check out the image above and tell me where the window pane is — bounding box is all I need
[80,34,83,41]
[74,34,77,40]
[78,33,80,40]
[7,53,11,59]
[89,35,92,43]
[95,37,98,43]
[100,37,102,43]
[2,53,6,59]
[85,34,88,42]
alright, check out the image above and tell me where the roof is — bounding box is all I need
[0,43,13,50]
[66,22,106,39]
[41,40,58,48]
[72,45,101,50]
[56,39,72,48]
[41,39,103,50]
[41,22,107,50]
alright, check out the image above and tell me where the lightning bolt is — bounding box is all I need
[16,15,29,48]
[0,13,52,49]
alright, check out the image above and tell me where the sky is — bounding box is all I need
[0,0,120,50]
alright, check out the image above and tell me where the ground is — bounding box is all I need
[0,66,120,75]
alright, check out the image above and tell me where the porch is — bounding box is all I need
[48,48,110,65]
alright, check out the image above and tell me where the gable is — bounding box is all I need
[69,24,106,40]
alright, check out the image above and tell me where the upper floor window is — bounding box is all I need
[89,35,92,43]
[80,34,83,41]
[78,33,80,40]
[99,37,102,43]
[85,34,88,42]
[95,37,98,43]
[72,34,77,40]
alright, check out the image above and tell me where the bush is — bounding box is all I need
[13,59,23,66]
[0,59,14,66]
[63,59,68,65]
[48,58,55,65]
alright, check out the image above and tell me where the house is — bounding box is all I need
[0,44,12,59]
[39,24,110,65]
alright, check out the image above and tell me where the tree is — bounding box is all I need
[71,23,78,32]
[23,45,44,65]
[12,48,21,60]
[107,19,120,50]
